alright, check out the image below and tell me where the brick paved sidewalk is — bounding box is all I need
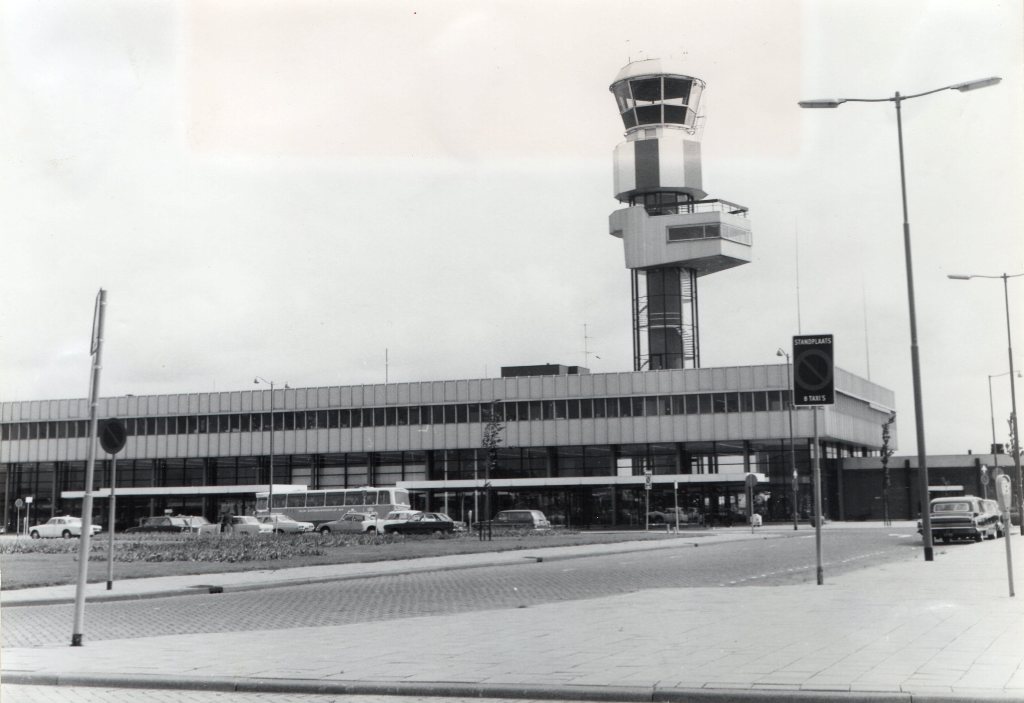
[4,528,1024,701]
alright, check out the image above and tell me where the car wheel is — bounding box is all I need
[274,529,285,534]
[29,530,40,539]
[974,532,983,542]
[319,526,331,534]
[62,530,73,539]
[366,526,377,534]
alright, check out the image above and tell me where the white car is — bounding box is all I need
[258,514,314,534]
[228,515,273,536]
[29,516,102,539]
[316,512,380,534]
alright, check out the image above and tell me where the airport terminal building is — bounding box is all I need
[0,363,896,531]
[4,59,948,531]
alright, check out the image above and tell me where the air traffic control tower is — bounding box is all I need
[609,59,752,370]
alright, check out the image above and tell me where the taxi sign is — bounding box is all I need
[793,335,834,406]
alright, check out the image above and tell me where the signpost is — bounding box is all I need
[14,498,23,537]
[99,419,127,591]
[72,288,106,647]
[793,335,834,406]
[745,473,760,532]
[793,335,835,586]
[24,495,33,537]
[644,470,652,531]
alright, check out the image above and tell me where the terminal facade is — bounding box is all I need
[1,363,898,530]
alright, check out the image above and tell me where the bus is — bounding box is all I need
[255,487,411,526]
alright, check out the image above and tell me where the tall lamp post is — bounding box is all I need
[799,76,1001,562]
[254,377,289,515]
[777,348,799,530]
[988,371,1022,488]
[948,272,1023,534]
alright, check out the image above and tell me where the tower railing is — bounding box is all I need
[638,198,749,217]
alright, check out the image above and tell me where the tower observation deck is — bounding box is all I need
[608,59,752,370]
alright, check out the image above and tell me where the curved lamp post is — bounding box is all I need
[776,348,798,530]
[254,377,289,514]
[988,370,1022,486]
[948,272,1023,534]
[800,76,1001,562]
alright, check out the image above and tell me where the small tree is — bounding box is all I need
[479,401,505,541]
[880,412,896,526]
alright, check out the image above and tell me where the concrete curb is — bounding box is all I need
[1,671,944,702]
[2,532,768,608]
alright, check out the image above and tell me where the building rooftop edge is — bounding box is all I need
[0,363,889,409]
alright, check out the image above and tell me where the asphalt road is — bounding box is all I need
[2,526,921,649]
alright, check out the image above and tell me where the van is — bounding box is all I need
[492,509,552,530]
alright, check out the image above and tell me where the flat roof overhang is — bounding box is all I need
[398,473,766,491]
[61,484,304,499]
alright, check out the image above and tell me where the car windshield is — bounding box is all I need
[933,502,971,513]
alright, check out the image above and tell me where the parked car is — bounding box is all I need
[179,515,220,535]
[313,511,376,534]
[431,512,467,532]
[374,509,423,533]
[982,500,1006,538]
[489,509,551,530]
[228,515,273,536]
[28,516,102,539]
[125,516,191,534]
[647,507,701,525]
[258,514,314,534]
[383,511,455,535]
[920,496,1000,543]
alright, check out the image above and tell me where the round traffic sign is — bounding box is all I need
[14,498,23,509]
[99,418,127,455]
[795,349,833,391]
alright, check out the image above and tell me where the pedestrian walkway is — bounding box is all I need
[4,525,1024,702]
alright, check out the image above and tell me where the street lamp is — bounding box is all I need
[800,76,1001,562]
[777,348,799,530]
[254,377,289,515]
[948,272,1023,534]
[989,370,1022,460]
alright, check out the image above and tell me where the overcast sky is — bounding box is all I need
[1,0,1021,457]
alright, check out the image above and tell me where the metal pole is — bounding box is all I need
[72,288,106,646]
[1003,502,1015,598]
[786,358,798,530]
[269,381,275,515]
[644,480,649,531]
[674,481,680,533]
[990,374,999,453]
[1002,274,1023,536]
[990,375,1000,501]
[106,455,116,590]
[813,406,824,585]
[894,94,934,561]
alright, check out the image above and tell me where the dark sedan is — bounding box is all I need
[125,516,191,534]
[383,512,455,535]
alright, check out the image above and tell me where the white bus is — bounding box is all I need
[255,487,411,525]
